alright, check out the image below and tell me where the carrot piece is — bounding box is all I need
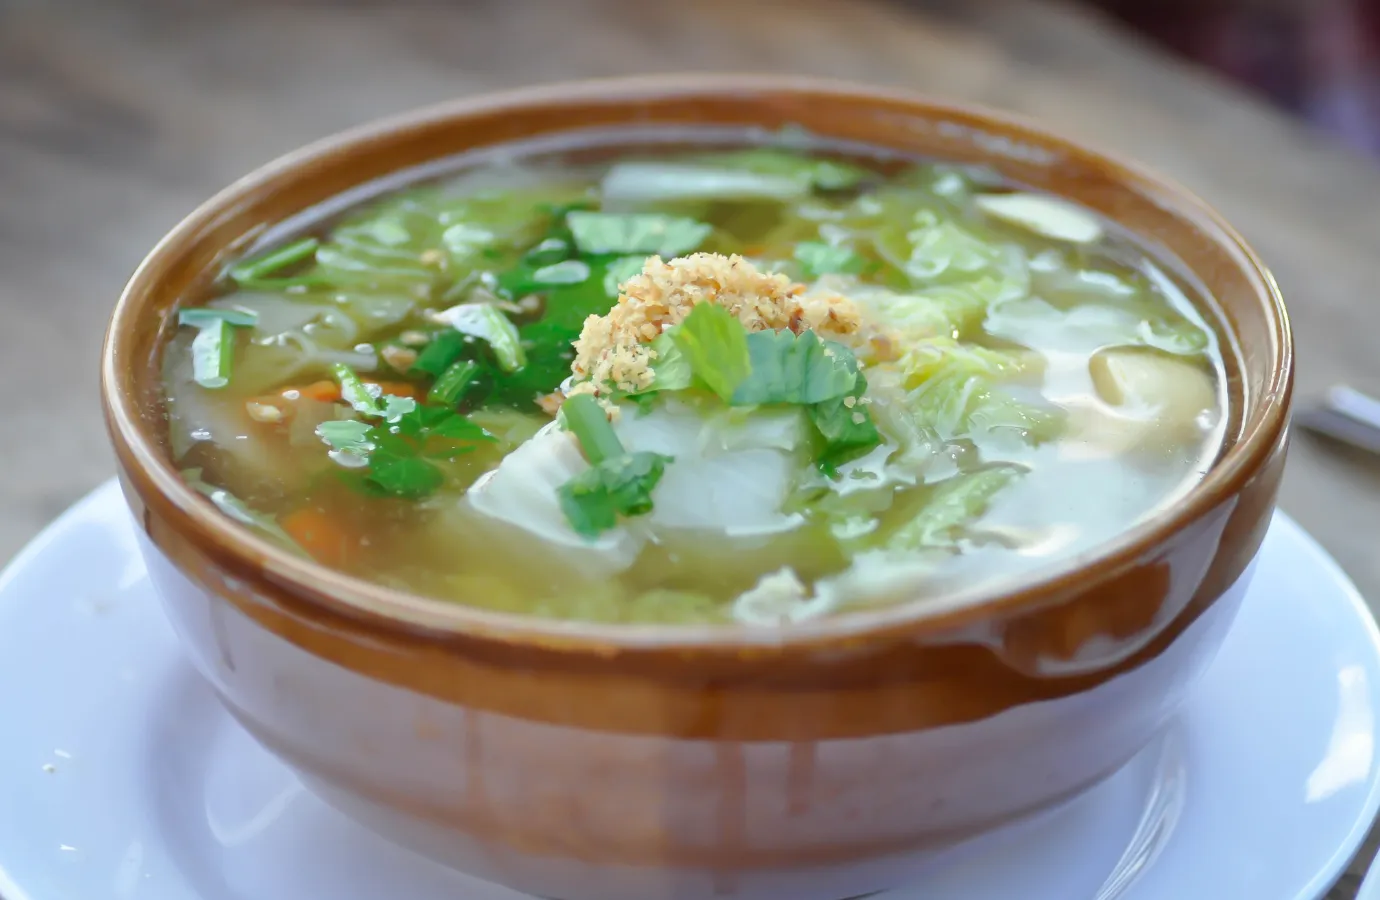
[248,379,423,424]
[280,507,352,567]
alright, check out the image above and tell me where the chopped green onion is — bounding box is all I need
[560,394,624,465]
[331,364,381,416]
[178,307,259,329]
[227,237,320,285]
[436,304,526,372]
[428,359,481,407]
[190,318,235,389]
[410,331,467,377]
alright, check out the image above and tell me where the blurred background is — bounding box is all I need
[1092,0,1380,157]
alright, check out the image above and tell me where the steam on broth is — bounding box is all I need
[162,134,1227,625]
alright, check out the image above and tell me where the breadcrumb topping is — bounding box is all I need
[568,253,864,397]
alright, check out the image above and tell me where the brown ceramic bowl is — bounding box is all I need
[101,76,1291,900]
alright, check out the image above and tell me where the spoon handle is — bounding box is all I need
[1295,386,1380,455]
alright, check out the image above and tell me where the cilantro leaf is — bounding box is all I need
[558,451,674,538]
[731,330,858,406]
[531,259,591,286]
[794,241,865,279]
[567,211,712,258]
[672,303,751,402]
[638,330,692,394]
[809,372,882,473]
[381,395,417,423]
[603,255,648,297]
[557,394,673,537]
[316,419,374,456]
[367,453,445,499]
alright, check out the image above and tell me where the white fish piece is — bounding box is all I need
[975,193,1104,244]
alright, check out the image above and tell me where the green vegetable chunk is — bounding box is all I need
[557,394,673,538]
[732,329,859,406]
[671,303,752,402]
[887,466,1023,550]
[794,241,865,279]
[810,372,882,472]
[331,363,383,416]
[428,359,481,407]
[178,307,260,329]
[566,211,713,258]
[438,304,527,372]
[226,237,321,288]
[189,318,236,389]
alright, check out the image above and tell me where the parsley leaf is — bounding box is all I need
[672,303,752,402]
[531,259,591,286]
[314,384,496,499]
[558,451,673,538]
[637,330,692,394]
[566,211,712,258]
[809,371,882,473]
[316,419,375,459]
[557,394,673,538]
[367,454,445,500]
[731,329,858,406]
[603,255,648,297]
[794,241,865,279]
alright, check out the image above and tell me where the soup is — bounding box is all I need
[161,135,1228,625]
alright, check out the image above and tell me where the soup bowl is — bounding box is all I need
[100,76,1291,900]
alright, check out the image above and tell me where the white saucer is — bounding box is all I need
[1,479,1378,900]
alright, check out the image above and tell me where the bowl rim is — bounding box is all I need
[101,73,1292,652]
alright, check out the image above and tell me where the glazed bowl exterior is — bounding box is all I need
[101,77,1292,900]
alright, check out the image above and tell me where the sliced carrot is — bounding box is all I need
[280,507,353,567]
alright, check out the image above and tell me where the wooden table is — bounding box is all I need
[3,0,1379,894]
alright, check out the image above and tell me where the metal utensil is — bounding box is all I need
[1294,385,1380,455]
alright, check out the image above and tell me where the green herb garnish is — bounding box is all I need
[410,331,468,378]
[794,241,865,279]
[226,236,321,288]
[531,259,591,286]
[731,329,858,406]
[177,307,260,329]
[566,212,712,258]
[315,382,496,500]
[557,394,673,538]
[603,255,648,298]
[428,359,481,407]
[437,304,526,372]
[331,363,384,416]
[671,303,751,402]
[809,371,882,473]
[188,319,236,389]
